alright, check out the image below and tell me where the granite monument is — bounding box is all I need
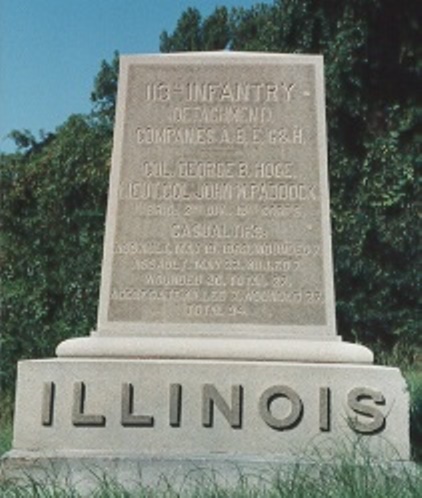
[2,53,410,486]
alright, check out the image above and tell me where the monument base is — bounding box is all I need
[2,357,412,491]
[6,358,409,458]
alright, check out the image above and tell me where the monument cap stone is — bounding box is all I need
[57,52,372,363]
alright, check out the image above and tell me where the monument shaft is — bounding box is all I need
[99,53,335,339]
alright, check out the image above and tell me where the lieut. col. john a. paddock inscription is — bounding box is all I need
[100,53,335,335]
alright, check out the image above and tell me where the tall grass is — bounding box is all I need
[406,369,422,462]
[0,455,421,497]
[0,392,13,456]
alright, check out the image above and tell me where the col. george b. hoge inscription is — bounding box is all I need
[100,54,335,335]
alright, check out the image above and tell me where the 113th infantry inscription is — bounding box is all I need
[100,53,335,334]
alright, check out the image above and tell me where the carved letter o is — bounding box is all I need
[259,385,303,430]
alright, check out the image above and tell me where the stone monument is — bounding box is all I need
[2,53,410,486]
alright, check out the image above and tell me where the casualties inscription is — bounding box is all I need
[102,55,333,328]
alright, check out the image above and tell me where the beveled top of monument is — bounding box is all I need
[97,52,337,340]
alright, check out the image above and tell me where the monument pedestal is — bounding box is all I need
[8,358,410,458]
[2,356,411,489]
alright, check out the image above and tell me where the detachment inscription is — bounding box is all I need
[108,62,326,325]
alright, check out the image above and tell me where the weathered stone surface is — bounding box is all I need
[99,52,336,339]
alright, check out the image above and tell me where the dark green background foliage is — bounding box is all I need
[1,0,420,392]
[1,117,111,389]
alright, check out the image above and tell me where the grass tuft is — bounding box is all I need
[0,455,421,497]
[0,392,13,456]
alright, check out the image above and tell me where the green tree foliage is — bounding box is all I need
[160,6,230,52]
[160,7,203,52]
[161,0,420,353]
[1,1,419,392]
[6,130,38,151]
[1,115,111,389]
[91,51,120,128]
